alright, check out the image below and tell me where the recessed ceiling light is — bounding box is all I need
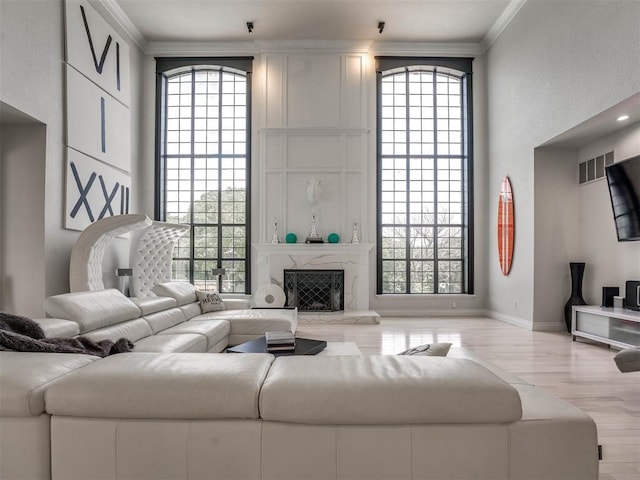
[617,115,630,122]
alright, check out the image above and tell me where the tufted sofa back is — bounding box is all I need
[129,221,190,298]
[69,214,152,292]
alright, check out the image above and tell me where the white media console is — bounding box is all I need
[572,305,640,349]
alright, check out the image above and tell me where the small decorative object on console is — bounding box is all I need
[625,280,640,311]
[328,233,339,243]
[614,296,625,309]
[602,286,620,308]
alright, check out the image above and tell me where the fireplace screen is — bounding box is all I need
[284,269,344,312]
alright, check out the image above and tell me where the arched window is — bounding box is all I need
[155,57,252,293]
[377,57,473,294]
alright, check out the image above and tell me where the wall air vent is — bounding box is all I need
[579,151,614,185]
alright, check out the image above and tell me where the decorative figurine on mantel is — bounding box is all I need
[306,208,324,243]
[306,177,322,205]
[271,217,280,244]
[351,221,360,244]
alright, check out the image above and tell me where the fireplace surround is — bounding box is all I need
[253,243,374,311]
[284,269,344,312]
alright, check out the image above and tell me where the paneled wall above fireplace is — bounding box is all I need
[256,51,370,246]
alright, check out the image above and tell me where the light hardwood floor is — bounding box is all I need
[295,316,640,480]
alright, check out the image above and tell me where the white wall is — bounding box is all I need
[532,147,580,331]
[0,0,70,314]
[0,125,47,316]
[0,0,145,310]
[486,0,640,328]
[0,121,3,309]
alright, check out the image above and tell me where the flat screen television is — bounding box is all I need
[605,154,640,241]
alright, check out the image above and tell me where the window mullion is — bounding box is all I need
[460,78,469,293]
[189,69,196,284]
[217,71,224,292]
[432,70,439,293]
[404,70,411,294]
[161,76,169,220]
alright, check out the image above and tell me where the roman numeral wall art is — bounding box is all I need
[64,0,131,231]
[65,0,130,105]
[65,150,132,231]
[66,66,131,172]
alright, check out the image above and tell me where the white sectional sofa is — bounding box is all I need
[0,348,598,479]
[0,285,599,479]
[38,283,297,352]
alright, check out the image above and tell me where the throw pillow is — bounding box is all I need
[614,347,640,373]
[397,342,452,357]
[196,290,226,313]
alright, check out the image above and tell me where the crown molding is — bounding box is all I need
[96,0,148,51]
[95,0,526,57]
[369,41,484,57]
[254,40,373,54]
[481,0,528,52]
[145,41,259,57]
[146,40,374,56]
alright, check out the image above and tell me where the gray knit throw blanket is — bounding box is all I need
[0,312,133,357]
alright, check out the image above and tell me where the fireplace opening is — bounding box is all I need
[284,269,344,312]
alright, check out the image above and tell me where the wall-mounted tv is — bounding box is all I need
[605,154,640,241]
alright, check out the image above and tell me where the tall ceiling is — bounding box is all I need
[95,0,640,142]
[108,0,516,45]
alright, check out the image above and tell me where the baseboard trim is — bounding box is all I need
[376,309,567,333]
[486,310,532,330]
[531,321,568,332]
[376,308,487,317]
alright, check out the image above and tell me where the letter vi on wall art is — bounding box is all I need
[64,0,131,231]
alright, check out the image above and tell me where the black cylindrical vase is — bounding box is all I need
[563,262,587,333]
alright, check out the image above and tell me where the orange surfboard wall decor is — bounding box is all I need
[498,176,514,275]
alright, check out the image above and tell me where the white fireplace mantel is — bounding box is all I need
[253,243,374,311]
[254,243,374,256]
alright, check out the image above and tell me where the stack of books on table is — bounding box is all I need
[265,331,296,352]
